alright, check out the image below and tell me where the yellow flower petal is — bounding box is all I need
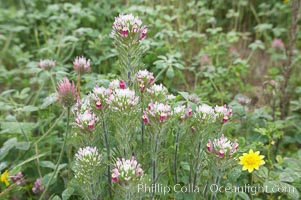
[239,150,265,173]
[0,170,10,187]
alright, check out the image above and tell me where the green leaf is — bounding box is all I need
[237,192,250,200]
[20,105,39,112]
[256,166,269,180]
[62,188,74,200]
[15,141,31,150]
[180,161,190,171]
[166,67,174,78]
[0,122,36,134]
[264,181,279,193]
[40,93,58,109]
[40,161,56,169]
[14,153,46,168]
[42,172,57,186]
[279,172,294,182]
[0,138,18,159]
[51,195,62,200]
[229,167,241,182]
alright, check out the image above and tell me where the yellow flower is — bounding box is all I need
[0,170,10,186]
[283,0,289,3]
[239,149,265,173]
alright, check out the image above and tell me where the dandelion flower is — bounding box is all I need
[239,149,265,173]
[0,170,10,186]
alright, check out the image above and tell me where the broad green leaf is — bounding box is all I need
[40,161,56,169]
[52,195,62,200]
[0,138,18,159]
[0,122,36,134]
[62,188,75,200]
[279,172,294,182]
[20,105,39,112]
[180,161,190,171]
[15,141,31,150]
[40,93,58,109]
[237,192,250,200]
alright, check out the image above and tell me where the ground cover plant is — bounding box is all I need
[0,0,301,200]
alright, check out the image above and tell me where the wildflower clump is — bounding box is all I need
[74,98,99,132]
[195,104,216,121]
[89,85,112,111]
[214,105,232,123]
[39,59,56,69]
[11,172,24,186]
[111,14,147,41]
[108,88,139,112]
[239,149,265,173]
[57,77,78,107]
[173,105,192,120]
[74,146,102,183]
[73,56,91,74]
[207,134,238,158]
[143,101,171,123]
[32,178,44,194]
[146,84,169,101]
[112,156,143,186]
[136,70,155,91]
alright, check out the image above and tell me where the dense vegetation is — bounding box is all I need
[0,0,300,199]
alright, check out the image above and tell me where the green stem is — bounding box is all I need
[193,139,202,186]
[140,92,145,153]
[49,71,57,92]
[174,127,180,184]
[151,131,160,199]
[35,143,42,178]
[77,72,81,97]
[39,108,70,200]
[102,115,112,200]
[211,173,221,200]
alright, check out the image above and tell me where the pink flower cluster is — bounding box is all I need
[112,14,147,40]
[207,134,238,158]
[109,79,126,90]
[173,105,192,120]
[74,146,102,183]
[57,77,78,107]
[73,56,91,74]
[74,98,98,132]
[146,84,168,100]
[11,172,24,186]
[214,105,232,123]
[112,156,143,186]
[136,70,154,91]
[237,95,251,105]
[75,146,102,167]
[108,88,139,111]
[89,80,138,112]
[32,178,44,194]
[200,54,211,66]
[39,59,56,69]
[195,104,232,123]
[90,86,111,110]
[272,38,285,50]
[143,101,171,123]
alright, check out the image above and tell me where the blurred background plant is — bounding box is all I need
[0,0,300,199]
